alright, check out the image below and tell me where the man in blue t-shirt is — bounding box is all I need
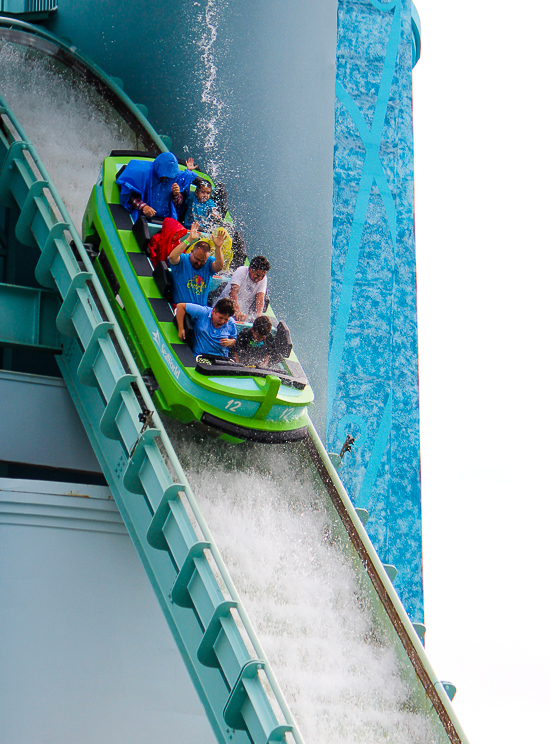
[168,221,224,305]
[176,298,237,357]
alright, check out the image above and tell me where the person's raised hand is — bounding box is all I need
[189,221,200,241]
[185,157,196,171]
[212,227,226,248]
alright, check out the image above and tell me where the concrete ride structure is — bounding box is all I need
[0,4,468,744]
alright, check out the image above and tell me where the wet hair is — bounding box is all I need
[192,240,211,254]
[215,297,234,316]
[249,256,270,272]
[252,316,272,337]
[194,178,212,194]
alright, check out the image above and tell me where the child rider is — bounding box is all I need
[233,316,276,367]
[176,178,221,231]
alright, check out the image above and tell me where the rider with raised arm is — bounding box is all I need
[168,221,225,306]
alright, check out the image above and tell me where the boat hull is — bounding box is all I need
[82,155,314,442]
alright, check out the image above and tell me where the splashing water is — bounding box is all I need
[0,41,137,225]
[1,36,447,744]
[165,422,446,744]
[195,0,227,177]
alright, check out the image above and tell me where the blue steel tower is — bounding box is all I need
[0,2,471,743]
[327,0,424,623]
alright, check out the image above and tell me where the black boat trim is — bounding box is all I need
[195,357,307,389]
[201,413,308,443]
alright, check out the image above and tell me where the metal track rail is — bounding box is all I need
[0,82,469,743]
[305,425,468,744]
[0,94,304,744]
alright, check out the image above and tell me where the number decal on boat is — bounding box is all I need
[277,407,294,421]
[225,399,242,412]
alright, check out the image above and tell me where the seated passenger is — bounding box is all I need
[177,178,221,230]
[148,217,187,268]
[176,298,237,357]
[233,316,276,367]
[153,217,232,271]
[220,256,270,322]
[168,221,224,306]
[117,152,195,222]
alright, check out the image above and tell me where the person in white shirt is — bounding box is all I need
[220,255,270,322]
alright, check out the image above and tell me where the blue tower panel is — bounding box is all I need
[328,0,423,622]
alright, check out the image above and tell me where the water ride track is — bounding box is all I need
[0,28,469,742]
[0,93,305,744]
[305,427,463,744]
[0,15,167,153]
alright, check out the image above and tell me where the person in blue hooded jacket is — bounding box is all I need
[116,152,196,222]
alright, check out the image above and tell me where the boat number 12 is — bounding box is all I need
[225,399,242,412]
[277,407,295,421]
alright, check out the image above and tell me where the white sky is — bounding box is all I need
[412,1,550,742]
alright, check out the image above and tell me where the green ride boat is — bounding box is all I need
[82,151,314,443]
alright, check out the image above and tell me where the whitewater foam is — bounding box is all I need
[1,34,445,744]
[0,41,136,226]
[165,423,444,744]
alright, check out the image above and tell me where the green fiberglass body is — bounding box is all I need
[83,153,313,442]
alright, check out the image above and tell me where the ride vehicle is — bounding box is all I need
[82,151,313,443]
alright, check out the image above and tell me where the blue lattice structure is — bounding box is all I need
[327,0,423,623]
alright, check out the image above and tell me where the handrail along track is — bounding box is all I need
[0,93,305,744]
[0,74,470,743]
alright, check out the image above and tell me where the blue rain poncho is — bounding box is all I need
[174,167,197,196]
[116,152,180,221]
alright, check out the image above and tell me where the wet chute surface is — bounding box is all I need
[0,24,468,744]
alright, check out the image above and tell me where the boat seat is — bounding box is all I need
[108,203,134,231]
[173,311,196,350]
[184,313,195,349]
[132,214,151,255]
[273,321,292,358]
[153,260,173,300]
[147,221,162,236]
[148,298,175,323]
